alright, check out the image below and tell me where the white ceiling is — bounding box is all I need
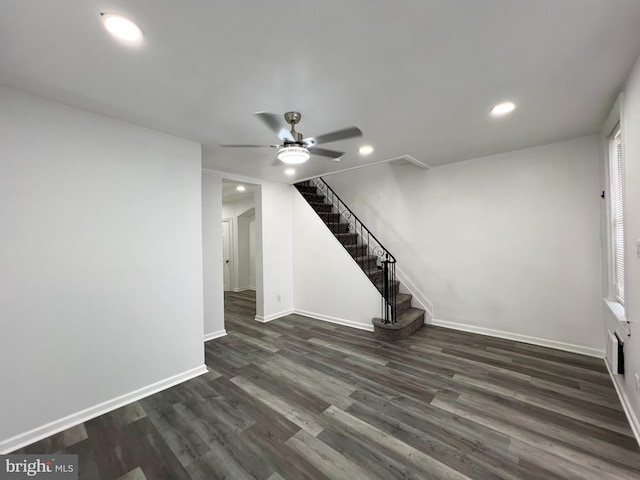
[2,1,640,183]
[222,181,256,203]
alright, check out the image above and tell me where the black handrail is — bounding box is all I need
[297,177,397,324]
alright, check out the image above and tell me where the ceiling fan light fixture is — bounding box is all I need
[277,146,310,164]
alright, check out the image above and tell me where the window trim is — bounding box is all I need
[601,93,628,316]
[608,125,625,304]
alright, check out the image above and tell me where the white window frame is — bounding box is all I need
[608,125,625,305]
[601,94,627,315]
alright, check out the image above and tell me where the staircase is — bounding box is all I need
[295,178,424,340]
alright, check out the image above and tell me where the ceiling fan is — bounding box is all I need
[220,111,363,164]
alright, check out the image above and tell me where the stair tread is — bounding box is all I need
[374,278,400,285]
[396,293,412,303]
[303,194,326,201]
[334,233,358,239]
[399,307,425,319]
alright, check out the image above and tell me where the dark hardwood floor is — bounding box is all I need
[15,290,640,479]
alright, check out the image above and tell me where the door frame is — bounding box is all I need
[222,217,233,291]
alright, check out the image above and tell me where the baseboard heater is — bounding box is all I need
[607,330,625,375]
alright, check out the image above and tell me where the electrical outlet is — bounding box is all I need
[635,373,640,395]
[636,240,640,259]
[277,294,281,303]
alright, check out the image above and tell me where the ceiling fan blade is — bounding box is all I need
[254,112,295,142]
[309,146,345,159]
[219,144,279,148]
[304,126,362,146]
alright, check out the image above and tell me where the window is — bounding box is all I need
[609,125,625,304]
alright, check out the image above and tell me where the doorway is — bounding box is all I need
[221,180,258,319]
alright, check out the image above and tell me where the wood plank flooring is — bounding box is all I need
[15,290,640,479]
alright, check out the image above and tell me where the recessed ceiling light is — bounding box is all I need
[359,145,374,155]
[236,185,246,192]
[101,13,143,43]
[284,168,296,176]
[490,101,516,116]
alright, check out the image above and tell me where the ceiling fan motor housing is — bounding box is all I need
[284,111,301,125]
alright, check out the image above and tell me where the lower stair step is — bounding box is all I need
[373,307,424,340]
[395,293,412,316]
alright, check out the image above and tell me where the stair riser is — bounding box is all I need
[302,193,326,203]
[296,186,317,194]
[396,297,412,316]
[319,213,342,223]
[311,203,333,213]
[345,245,369,257]
[334,234,359,245]
[354,257,379,271]
[327,223,350,233]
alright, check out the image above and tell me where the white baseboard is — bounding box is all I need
[294,309,374,332]
[204,329,227,342]
[605,359,640,447]
[431,318,605,358]
[255,309,294,323]
[233,287,256,292]
[0,365,208,454]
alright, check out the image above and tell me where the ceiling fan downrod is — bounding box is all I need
[284,111,303,144]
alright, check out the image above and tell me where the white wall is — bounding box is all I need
[255,182,295,321]
[237,209,256,291]
[326,135,603,355]
[604,52,640,440]
[292,193,381,329]
[202,170,225,339]
[0,86,206,452]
